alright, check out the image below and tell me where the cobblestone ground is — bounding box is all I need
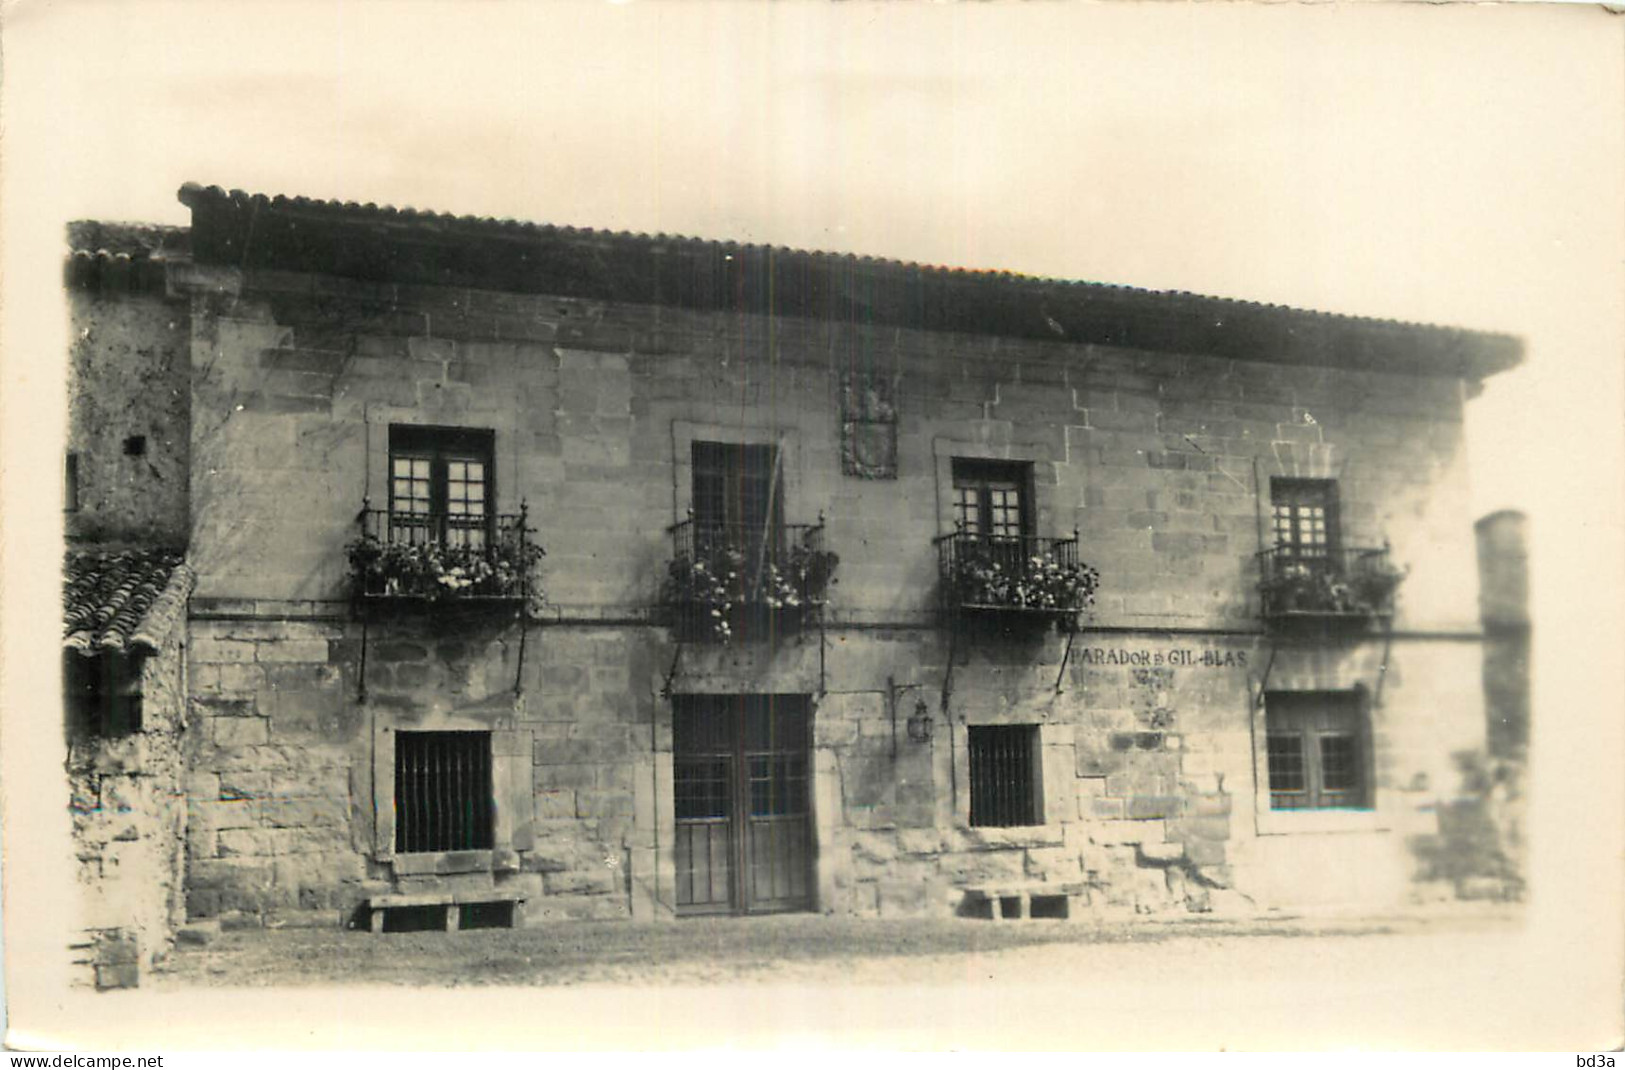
[140,906,1606,1049]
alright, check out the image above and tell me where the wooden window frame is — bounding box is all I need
[1270,478,1341,562]
[690,440,784,536]
[387,426,496,548]
[1263,691,1372,811]
[951,458,1035,540]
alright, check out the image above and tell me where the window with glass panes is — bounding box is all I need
[388,427,495,549]
[1264,692,1370,810]
[952,459,1031,539]
[691,442,780,535]
[1270,478,1339,560]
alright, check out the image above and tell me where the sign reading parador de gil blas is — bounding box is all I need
[1079,647,1249,668]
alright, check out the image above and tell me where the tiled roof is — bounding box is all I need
[176,182,1523,380]
[65,222,189,294]
[64,549,194,656]
[67,221,190,260]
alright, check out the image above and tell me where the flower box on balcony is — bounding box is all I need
[1257,545,1404,629]
[347,506,543,616]
[934,530,1100,627]
[664,520,837,643]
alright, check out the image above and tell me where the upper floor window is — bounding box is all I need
[692,441,781,535]
[389,426,495,549]
[1271,478,1339,560]
[1264,691,1370,811]
[952,459,1032,539]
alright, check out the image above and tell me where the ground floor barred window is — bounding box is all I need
[394,730,494,853]
[968,724,1042,827]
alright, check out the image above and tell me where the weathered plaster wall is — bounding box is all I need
[66,289,191,546]
[67,629,188,987]
[178,263,1488,924]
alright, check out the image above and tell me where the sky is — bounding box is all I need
[2,0,1622,1048]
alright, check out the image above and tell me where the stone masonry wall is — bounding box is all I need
[182,612,649,926]
[68,627,188,987]
[179,262,1478,630]
[67,288,191,546]
[178,261,1489,922]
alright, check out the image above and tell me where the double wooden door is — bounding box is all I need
[673,694,811,915]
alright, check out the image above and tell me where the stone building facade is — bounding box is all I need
[63,225,196,985]
[71,184,1523,934]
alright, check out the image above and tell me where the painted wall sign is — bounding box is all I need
[1079,647,1249,668]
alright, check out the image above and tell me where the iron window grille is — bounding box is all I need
[968,724,1042,827]
[1264,692,1372,811]
[394,730,494,854]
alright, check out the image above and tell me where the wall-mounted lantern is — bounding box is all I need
[888,676,932,757]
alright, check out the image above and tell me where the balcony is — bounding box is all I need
[664,519,837,642]
[934,530,1099,625]
[348,506,542,610]
[1256,545,1404,628]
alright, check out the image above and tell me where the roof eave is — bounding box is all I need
[177,182,1526,381]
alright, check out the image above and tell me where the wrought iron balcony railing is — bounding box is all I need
[665,519,836,642]
[934,530,1099,620]
[349,505,540,605]
[1256,544,1403,625]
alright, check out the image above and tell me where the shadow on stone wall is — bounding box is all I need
[1407,749,1525,902]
